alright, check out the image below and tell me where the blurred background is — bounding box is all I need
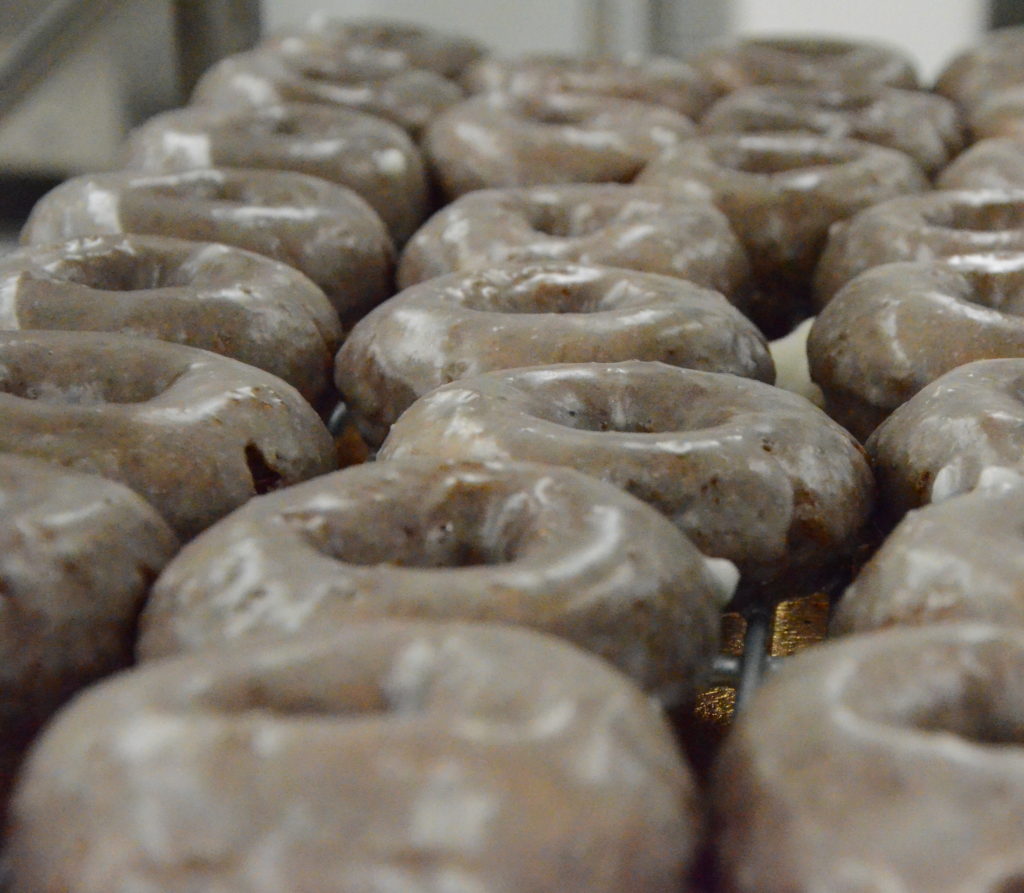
[0,0,1000,185]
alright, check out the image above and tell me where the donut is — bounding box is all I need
[833,468,1024,634]
[396,184,752,305]
[423,92,695,200]
[808,255,1024,440]
[867,358,1024,525]
[0,455,178,814]
[263,17,487,79]
[692,35,919,94]
[700,86,964,176]
[814,189,1024,307]
[124,102,429,244]
[379,361,874,604]
[713,622,1024,893]
[0,330,336,539]
[138,456,734,703]
[935,25,1024,109]
[937,138,1024,190]
[190,49,463,138]
[8,620,700,892]
[336,261,773,447]
[21,168,394,326]
[0,234,341,405]
[461,53,714,118]
[636,133,928,335]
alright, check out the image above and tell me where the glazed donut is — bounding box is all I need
[814,190,1024,306]
[0,330,336,539]
[423,92,695,200]
[379,361,874,603]
[700,86,964,176]
[337,261,773,446]
[263,17,487,78]
[713,622,1024,893]
[868,358,1024,523]
[191,49,463,138]
[938,138,1024,190]
[0,234,341,405]
[833,468,1024,634]
[124,102,429,244]
[0,455,177,814]
[139,457,733,703]
[808,255,1024,440]
[8,620,699,892]
[396,184,752,304]
[461,53,714,118]
[935,25,1024,109]
[636,133,928,334]
[21,168,394,326]
[692,35,919,94]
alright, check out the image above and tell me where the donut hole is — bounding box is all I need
[48,250,183,292]
[904,696,1024,746]
[192,677,390,716]
[245,444,285,495]
[456,269,636,314]
[710,142,850,175]
[748,38,856,59]
[0,360,180,406]
[923,200,1024,233]
[950,256,1024,314]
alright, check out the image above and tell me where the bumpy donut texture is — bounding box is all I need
[462,53,714,118]
[714,623,1024,893]
[868,358,1024,523]
[124,102,429,244]
[692,35,919,94]
[423,92,695,200]
[0,330,336,539]
[808,255,1024,440]
[379,361,873,603]
[814,189,1024,307]
[21,168,394,326]
[139,457,733,703]
[834,469,1024,634]
[7,621,700,892]
[0,234,341,404]
[397,184,752,303]
[938,137,1024,190]
[0,455,178,813]
[637,133,927,333]
[935,25,1024,109]
[191,49,463,137]
[700,86,964,176]
[336,261,773,446]
[263,17,486,78]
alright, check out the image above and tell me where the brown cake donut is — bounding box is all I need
[700,86,964,176]
[423,92,695,200]
[935,25,1024,109]
[379,361,874,604]
[692,35,919,94]
[808,255,1024,440]
[0,234,341,405]
[336,261,773,446]
[714,622,1024,893]
[396,184,752,304]
[814,189,1024,307]
[0,455,178,816]
[461,53,714,118]
[0,330,336,539]
[8,620,699,892]
[867,358,1024,524]
[124,102,429,244]
[20,168,394,326]
[138,457,734,703]
[263,17,487,79]
[636,133,928,334]
[833,468,1024,634]
[938,137,1024,189]
[191,49,463,138]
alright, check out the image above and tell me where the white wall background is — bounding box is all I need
[263,0,987,82]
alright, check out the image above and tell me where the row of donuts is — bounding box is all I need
[3,20,1024,891]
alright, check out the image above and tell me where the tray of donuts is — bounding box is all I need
[3,14,1024,891]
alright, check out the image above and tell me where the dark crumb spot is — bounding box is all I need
[245,443,284,495]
